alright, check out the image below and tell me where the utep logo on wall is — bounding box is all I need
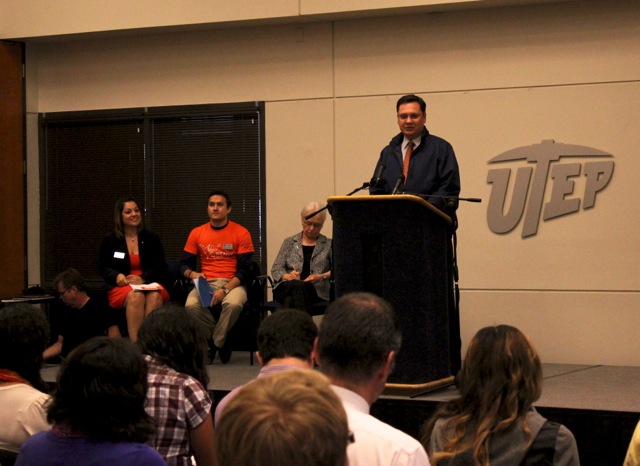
[486,140,614,238]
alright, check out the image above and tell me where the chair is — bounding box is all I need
[175,261,269,365]
[223,262,269,365]
[261,275,331,317]
[0,448,18,466]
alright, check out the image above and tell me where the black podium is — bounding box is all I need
[327,195,456,388]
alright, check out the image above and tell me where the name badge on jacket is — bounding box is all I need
[114,251,125,259]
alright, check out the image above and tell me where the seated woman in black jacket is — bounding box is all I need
[99,197,169,342]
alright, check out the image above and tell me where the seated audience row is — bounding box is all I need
[17,337,165,466]
[6,293,585,465]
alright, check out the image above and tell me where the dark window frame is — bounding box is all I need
[39,102,266,289]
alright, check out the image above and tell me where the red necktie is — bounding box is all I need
[403,141,414,179]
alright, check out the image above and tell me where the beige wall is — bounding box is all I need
[10,0,640,365]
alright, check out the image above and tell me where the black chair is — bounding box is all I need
[261,275,331,317]
[0,448,18,466]
[223,262,269,365]
[174,261,269,365]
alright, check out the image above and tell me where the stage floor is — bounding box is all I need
[42,355,640,412]
[41,354,640,466]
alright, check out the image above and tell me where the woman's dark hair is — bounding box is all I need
[0,303,50,391]
[47,337,155,443]
[113,197,143,238]
[421,325,542,466]
[137,303,209,387]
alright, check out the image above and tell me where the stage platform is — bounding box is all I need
[42,355,640,466]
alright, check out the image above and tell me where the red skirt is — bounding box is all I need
[107,253,170,308]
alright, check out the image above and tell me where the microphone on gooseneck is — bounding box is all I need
[391,174,405,195]
[370,164,386,187]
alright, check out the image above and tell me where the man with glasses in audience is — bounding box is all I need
[370,94,460,221]
[43,268,120,362]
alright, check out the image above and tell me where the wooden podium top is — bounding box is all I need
[327,194,452,226]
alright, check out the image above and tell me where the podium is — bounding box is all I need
[327,195,457,388]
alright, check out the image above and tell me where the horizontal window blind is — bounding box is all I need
[40,102,265,289]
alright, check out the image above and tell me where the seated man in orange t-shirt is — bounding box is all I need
[180,190,254,363]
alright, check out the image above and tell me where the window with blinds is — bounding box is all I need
[40,102,265,289]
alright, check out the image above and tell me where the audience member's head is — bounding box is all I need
[52,268,91,313]
[47,337,155,443]
[421,324,543,465]
[257,309,317,366]
[316,292,401,387]
[0,303,50,391]
[215,369,350,466]
[459,324,542,416]
[53,267,87,294]
[137,302,209,387]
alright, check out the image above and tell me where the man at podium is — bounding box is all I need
[370,94,461,222]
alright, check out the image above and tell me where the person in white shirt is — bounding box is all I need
[314,292,430,466]
[0,303,51,453]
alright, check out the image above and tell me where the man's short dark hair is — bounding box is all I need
[47,337,155,443]
[257,309,317,365]
[208,190,231,207]
[53,267,86,292]
[317,292,402,384]
[396,94,427,114]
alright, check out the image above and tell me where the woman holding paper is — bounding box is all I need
[271,202,331,314]
[99,197,169,342]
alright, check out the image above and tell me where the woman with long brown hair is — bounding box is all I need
[99,197,170,341]
[421,325,579,466]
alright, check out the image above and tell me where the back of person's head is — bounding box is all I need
[215,369,350,466]
[257,309,317,365]
[47,336,155,443]
[317,292,401,384]
[0,303,50,391]
[421,325,543,466]
[459,324,542,414]
[53,267,86,293]
[137,303,209,387]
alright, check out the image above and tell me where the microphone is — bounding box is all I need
[391,174,405,195]
[369,164,386,187]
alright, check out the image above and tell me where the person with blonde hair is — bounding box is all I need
[214,309,317,425]
[421,325,579,466]
[215,369,350,466]
[271,201,332,314]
